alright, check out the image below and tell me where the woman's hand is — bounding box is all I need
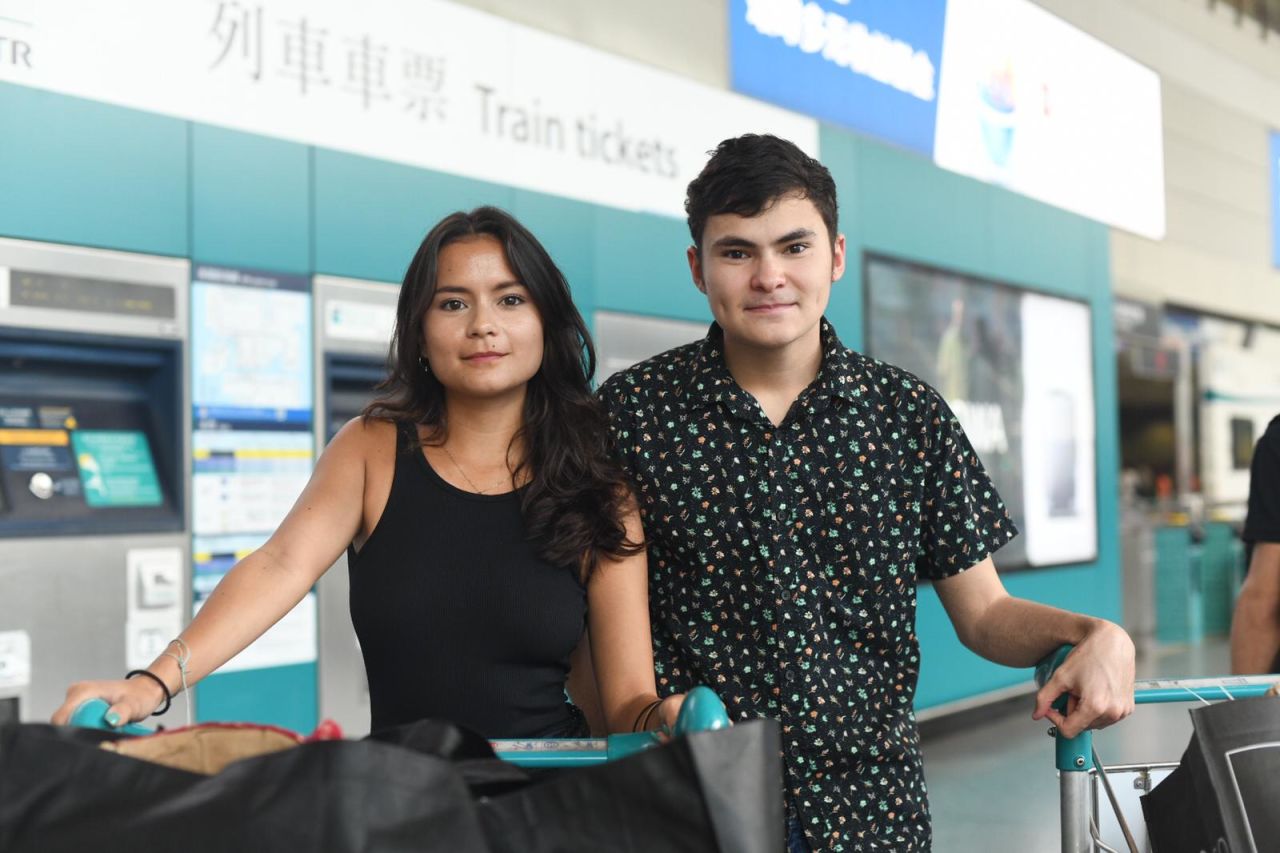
[51,676,168,727]
[654,693,686,730]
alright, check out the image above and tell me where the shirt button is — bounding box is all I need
[785,668,798,683]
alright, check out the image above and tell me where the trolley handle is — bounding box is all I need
[70,687,734,770]
[1034,644,1278,705]
[67,698,153,736]
[491,685,731,767]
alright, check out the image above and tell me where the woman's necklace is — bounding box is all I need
[439,443,512,494]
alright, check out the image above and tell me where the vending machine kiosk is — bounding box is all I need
[593,310,707,385]
[0,238,189,722]
[312,275,397,736]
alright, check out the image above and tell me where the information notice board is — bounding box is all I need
[190,265,316,675]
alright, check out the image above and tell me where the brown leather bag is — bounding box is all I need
[99,720,340,775]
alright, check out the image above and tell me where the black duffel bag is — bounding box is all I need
[1142,694,1280,853]
[0,716,782,853]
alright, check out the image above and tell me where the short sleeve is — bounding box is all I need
[596,372,639,478]
[1243,416,1280,545]
[915,388,1019,580]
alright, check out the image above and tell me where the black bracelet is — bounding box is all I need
[125,669,172,717]
[632,698,663,732]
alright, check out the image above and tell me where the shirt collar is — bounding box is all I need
[688,318,868,411]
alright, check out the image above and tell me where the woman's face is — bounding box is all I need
[421,235,544,403]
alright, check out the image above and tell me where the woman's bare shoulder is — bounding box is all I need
[326,416,401,461]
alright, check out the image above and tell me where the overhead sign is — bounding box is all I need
[729,0,1166,240]
[933,0,1165,240]
[0,0,818,219]
[730,0,947,157]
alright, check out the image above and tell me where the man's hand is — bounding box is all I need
[1032,620,1135,738]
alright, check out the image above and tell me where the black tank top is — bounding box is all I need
[349,423,587,737]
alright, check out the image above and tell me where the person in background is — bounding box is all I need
[598,134,1135,852]
[1231,413,1280,675]
[54,206,682,740]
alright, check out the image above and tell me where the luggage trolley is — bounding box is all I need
[1037,646,1278,853]
[68,684,733,766]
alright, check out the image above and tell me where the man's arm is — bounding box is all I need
[933,557,1135,738]
[1230,543,1280,674]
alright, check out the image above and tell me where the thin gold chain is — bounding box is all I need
[439,443,511,494]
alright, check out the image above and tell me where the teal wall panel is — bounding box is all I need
[592,207,712,324]
[197,663,318,732]
[815,129,862,339]
[191,124,310,272]
[313,150,515,283]
[851,142,990,292]
[0,82,188,256]
[511,189,597,321]
[818,126,1121,710]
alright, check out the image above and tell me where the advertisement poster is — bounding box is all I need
[727,0,1164,239]
[864,255,1097,569]
[932,0,1164,239]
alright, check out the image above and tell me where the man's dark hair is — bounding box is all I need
[684,134,838,252]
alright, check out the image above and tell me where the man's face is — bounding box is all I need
[688,194,845,359]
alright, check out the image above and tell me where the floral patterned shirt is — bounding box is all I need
[598,319,1017,851]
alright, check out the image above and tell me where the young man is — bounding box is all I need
[1230,413,1280,675]
[598,135,1135,852]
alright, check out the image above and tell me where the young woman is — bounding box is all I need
[53,207,681,738]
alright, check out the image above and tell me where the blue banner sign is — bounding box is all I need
[729,0,948,156]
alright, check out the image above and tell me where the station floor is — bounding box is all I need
[921,636,1234,852]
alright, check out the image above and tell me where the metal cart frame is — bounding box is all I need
[1037,647,1277,853]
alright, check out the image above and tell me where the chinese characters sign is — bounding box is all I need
[1,0,818,218]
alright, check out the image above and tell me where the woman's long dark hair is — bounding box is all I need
[363,206,641,577]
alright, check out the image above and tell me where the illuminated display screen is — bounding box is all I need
[864,254,1098,570]
[191,266,312,425]
[8,270,176,319]
[187,264,318,671]
[70,430,162,508]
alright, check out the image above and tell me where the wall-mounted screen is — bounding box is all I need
[864,254,1097,570]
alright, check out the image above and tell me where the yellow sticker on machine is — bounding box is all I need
[0,429,70,446]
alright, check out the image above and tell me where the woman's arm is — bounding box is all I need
[586,503,683,733]
[51,418,382,726]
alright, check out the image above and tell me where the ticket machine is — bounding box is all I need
[312,275,397,736]
[0,238,189,721]
[593,310,707,385]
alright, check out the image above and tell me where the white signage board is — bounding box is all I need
[0,0,818,219]
[933,0,1165,240]
[0,630,32,691]
[1020,293,1098,566]
[325,299,397,346]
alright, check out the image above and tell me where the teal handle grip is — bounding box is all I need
[68,698,153,736]
[671,685,731,735]
[1033,645,1093,772]
[1033,644,1073,691]
[493,684,732,767]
